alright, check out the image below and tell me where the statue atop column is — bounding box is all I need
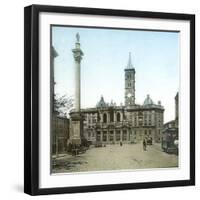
[72,33,83,63]
[76,32,80,42]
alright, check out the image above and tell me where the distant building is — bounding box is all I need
[163,92,179,132]
[175,92,179,127]
[51,46,70,155]
[162,92,179,153]
[52,114,70,155]
[79,53,164,144]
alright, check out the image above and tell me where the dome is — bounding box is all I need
[143,94,154,105]
[96,96,107,107]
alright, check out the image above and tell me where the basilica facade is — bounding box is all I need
[80,53,164,144]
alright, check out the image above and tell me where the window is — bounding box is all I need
[149,119,152,125]
[109,131,114,141]
[103,131,107,141]
[116,130,121,141]
[117,112,121,122]
[122,130,127,141]
[110,110,114,122]
[103,113,107,123]
[96,131,101,141]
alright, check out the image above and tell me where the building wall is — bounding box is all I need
[82,105,164,144]
[52,114,69,155]
[175,92,179,127]
[162,93,179,150]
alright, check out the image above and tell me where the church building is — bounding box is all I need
[80,53,164,144]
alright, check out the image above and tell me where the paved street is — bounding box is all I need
[52,143,178,173]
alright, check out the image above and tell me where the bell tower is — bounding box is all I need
[125,52,135,106]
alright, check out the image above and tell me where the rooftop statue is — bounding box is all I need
[143,94,154,105]
[76,32,80,42]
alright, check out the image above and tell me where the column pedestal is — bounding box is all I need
[69,112,83,145]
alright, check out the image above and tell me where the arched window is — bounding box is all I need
[117,112,121,122]
[103,113,107,123]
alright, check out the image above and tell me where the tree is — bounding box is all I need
[54,94,74,117]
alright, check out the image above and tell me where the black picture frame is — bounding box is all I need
[24,4,195,196]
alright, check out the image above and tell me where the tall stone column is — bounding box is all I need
[106,131,109,143]
[72,33,83,111]
[69,33,84,145]
[120,130,123,142]
[50,46,58,155]
[100,131,103,142]
[50,46,58,114]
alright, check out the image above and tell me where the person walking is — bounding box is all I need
[143,139,147,151]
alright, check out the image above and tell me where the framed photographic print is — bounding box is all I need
[24,4,195,195]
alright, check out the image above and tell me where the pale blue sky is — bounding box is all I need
[52,26,179,123]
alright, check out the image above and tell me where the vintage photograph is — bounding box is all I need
[50,26,179,174]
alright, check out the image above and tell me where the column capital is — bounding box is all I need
[72,48,83,63]
[72,33,84,63]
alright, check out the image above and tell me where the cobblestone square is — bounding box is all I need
[52,143,178,173]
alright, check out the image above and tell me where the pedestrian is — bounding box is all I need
[143,139,147,151]
[120,141,123,146]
